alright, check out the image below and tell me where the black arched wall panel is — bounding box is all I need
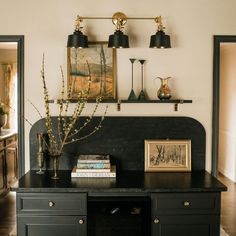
[30,116,206,171]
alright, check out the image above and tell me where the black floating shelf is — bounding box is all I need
[48,99,192,111]
[118,99,192,112]
[120,99,192,104]
[48,99,118,104]
[48,99,192,104]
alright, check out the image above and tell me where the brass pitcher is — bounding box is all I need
[155,77,172,100]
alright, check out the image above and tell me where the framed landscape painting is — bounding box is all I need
[67,41,116,100]
[144,139,191,172]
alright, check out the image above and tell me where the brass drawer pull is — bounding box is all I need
[154,218,160,224]
[183,201,190,207]
[79,219,85,224]
[48,201,55,207]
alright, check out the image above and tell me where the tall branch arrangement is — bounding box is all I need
[1,56,107,156]
[39,55,107,156]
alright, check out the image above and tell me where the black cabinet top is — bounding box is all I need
[12,171,227,195]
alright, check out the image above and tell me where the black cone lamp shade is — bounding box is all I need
[67,30,88,48]
[108,30,129,48]
[149,30,171,48]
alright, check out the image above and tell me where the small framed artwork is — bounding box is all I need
[144,139,191,172]
[67,41,117,100]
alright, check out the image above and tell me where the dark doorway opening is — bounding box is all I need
[212,35,236,178]
[0,35,24,178]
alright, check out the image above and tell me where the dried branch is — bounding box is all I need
[65,106,108,145]
[41,54,58,154]
[27,99,43,119]
[37,55,107,156]
[67,96,102,139]
[57,66,65,144]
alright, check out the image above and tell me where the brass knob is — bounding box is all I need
[183,201,190,207]
[48,201,55,207]
[154,218,160,224]
[79,219,84,224]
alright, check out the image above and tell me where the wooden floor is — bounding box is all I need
[0,192,16,236]
[218,173,236,236]
[0,174,235,236]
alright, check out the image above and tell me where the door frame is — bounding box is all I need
[212,35,236,177]
[0,35,25,177]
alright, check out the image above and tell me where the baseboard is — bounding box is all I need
[9,226,16,236]
[218,167,236,182]
[221,226,229,236]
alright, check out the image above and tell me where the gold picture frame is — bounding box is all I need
[67,41,117,100]
[144,139,191,172]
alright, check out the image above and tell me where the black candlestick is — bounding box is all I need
[128,58,137,100]
[138,59,147,100]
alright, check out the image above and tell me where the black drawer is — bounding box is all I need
[17,215,87,236]
[17,193,87,215]
[151,215,220,236]
[151,193,220,215]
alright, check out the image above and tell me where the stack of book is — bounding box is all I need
[71,155,116,178]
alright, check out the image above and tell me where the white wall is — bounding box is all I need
[1,0,236,172]
[219,44,236,182]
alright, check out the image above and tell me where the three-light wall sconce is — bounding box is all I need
[67,12,171,49]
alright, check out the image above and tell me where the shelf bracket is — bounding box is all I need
[117,100,121,111]
[174,100,184,112]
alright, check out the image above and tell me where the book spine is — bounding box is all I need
[77,160,110,164]
[75,168,111,173]
[77,163,111,169]
[71,172,116,178]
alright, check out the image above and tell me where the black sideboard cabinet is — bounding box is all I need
[15,116,226,236]
[13,170,227,236]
